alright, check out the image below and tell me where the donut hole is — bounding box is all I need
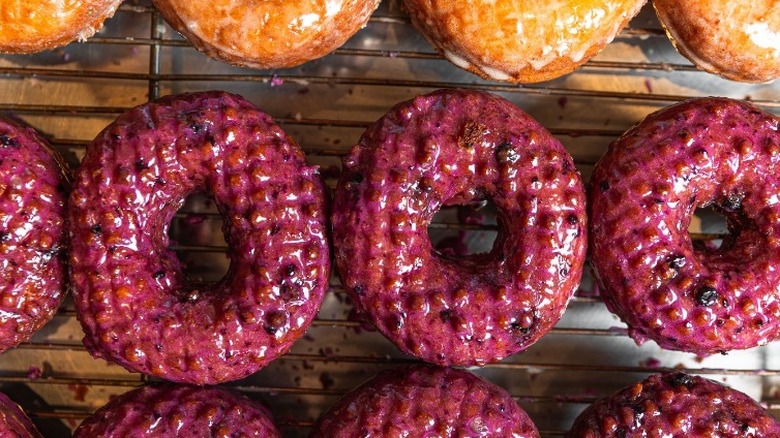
[168,192,230,285]
[428,200,498,259]
[689,206,730,252]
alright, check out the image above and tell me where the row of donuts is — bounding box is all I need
[1,1,778,83]
[2,366,779,436]
[2,89,780,385]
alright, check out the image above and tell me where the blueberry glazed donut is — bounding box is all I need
[589,97,780,354]
[310,364,540,437]
[332,89,587,366]
[74,384,281,437]
[568,372,780,437]
[69,91,330,384]
[0,117,69,353]
[0,392,42,438]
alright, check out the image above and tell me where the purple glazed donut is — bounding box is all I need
[568,372,780,437]
[73,384,281,437]
[0,117,69,353]
[0,392,42,437]
[589,97,780,354]
[69,91,330,384]
[332,89,587,366]
[310,364,540,437]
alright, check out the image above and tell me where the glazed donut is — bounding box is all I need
[568,372,780,437]
[0,392,41,438]
[653,0,780,83]
[589,97,780,354]
[401,0,647,83]
[69,91,330,384]
[0,0,123,54]
[311,364,540,437]
[0,117,69,353]
[332,89,587,366]
[74,384,281,437]
[151,0,381,69]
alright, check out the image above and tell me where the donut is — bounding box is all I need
[311,364,540,437]
[401,0,647,83]
[0,0,123,54]
[332,89,587,366]
[68,91,330,384]
[653,0,780,83]
[151,0,382,69]
[0,392,41,438]
[74,384,281,437]
[0,117,69,353]
[589,97,780,354]
[568,372,780,437]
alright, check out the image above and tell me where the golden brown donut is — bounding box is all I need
[654,0,780,83]
[402,0,647,83]
[0,0,123,54]
[152,0,381,69]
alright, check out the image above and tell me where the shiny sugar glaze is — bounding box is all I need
[74,384,281,437]
[151,0,382,69]
[0,118,69,353]
[69,91,330,384]
[0,392,42,438]
[568,373,780,437]
[310,364,540,437]
[653,0,780,83]
[589,97,780,354]
[332,89,587,366]
[0,0,123,53]
[402,0,646,82]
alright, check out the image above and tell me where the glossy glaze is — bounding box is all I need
[568,373,780,437]
[0,118,69,353]
[402,0,646,83]
[589,98,780,354]
[69,91,330,384]
[152,0,381,69]
[332,89,587,366]
[0,0,123,53]
[0,392,41,438]
[74,384,281,437]
[654,0,780,83]
[311,364,540,437]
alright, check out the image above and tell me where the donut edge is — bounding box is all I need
[0,0,124,54]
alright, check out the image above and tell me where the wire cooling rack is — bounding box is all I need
[1,1,779,436]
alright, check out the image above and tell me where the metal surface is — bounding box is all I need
[1,1,779,436]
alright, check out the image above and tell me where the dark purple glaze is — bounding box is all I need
[332,89,587,366]
[73,384,281,437]
[589,97,780,354]
[310,364,540,437]
[568,372,780,437]
[0,117,69,353]
[0,392,41,437]
[69,91,330,384]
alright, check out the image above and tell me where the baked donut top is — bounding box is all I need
[404,0,646,82]
[654,0,780,83]
[0,0,122,53]
[152,0,381,68]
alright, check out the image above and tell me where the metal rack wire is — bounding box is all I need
[1,1,779,436]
